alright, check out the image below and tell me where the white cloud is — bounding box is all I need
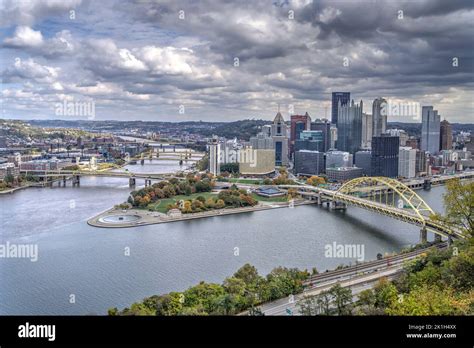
[4,26,44,47]
[136,46,193,75]
[3,57,59,83]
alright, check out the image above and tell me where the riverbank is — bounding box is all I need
[87,200,316,228]
[0,181,49,194]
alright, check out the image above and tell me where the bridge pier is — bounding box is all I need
[72,175,80,187]
[140,159,145,165]
[419,227,427,244]
[129,178,136,187]
[144,179,152,187]
[330,201,347,211]
[423,179,432,190]
[63,176,67,186]
[447,235,453,246]
[434,233,442,243]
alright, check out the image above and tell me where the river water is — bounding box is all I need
[0,159,446,315]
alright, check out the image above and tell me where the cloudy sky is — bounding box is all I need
[1,0,473,122]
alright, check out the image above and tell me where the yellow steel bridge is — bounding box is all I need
[281,176,467,241]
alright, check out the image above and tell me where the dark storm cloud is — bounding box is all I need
[0,0,472,121]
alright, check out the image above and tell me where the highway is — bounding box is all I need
[246,243,447,316]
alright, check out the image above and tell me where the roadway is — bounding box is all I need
[252,243,447,316]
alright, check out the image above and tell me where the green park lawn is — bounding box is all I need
[226,178,263,185]
[146,192,217,213]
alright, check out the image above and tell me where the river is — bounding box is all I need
[0,159,446,315]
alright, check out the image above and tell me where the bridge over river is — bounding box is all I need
[280,176,469,242]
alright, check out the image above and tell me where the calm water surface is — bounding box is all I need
[0,160,446,314]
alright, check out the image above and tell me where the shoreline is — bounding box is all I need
[87,200,316,228]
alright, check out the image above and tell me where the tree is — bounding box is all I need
[183,282,225,314]
[306,176,325,186]
[315,290,333,315]
[4,174,14,184]
[287,188,299,199]
[195,195,206,203]
[373,278,398,310]
[191,199,204,212]
[248,306,264,316]
[220,163,239,173]
[329,284,353,315]
[182,200,193,213]
[196,155,209,171]
[233,264,261,287]
[432,178,474,236]
[204,197,216,209]
[386,285,471,315]
[215,199,225,209]
[357,289,376,308]
[297,295,319,316]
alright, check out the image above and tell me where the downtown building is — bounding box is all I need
[294,150,325,176]
[310,118,331,152]
[415,150,429,176]
[355,150,372,175]
[336,99,363,154]
[386,129,409,146]
[239,146,275,176]
[361,112,372,149]
[290,113,311,155]
[331,92,350,124]
[371,135,399,178]
[421,106,441,154]
[326,167,363,182]
[398,146,417,178]
[208,135,221,176]
[271,112,289,166]
[295,130,324,152]
[326,150,353,169]
[440,119,453,150]
[372,97,387,137]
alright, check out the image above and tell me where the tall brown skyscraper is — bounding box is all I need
[290,112,311,154]
[440,119,453,150]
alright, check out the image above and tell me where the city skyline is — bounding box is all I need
[1,0,473,122]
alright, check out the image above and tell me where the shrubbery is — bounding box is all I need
[128,174,213,208]
[177,186,257,214]
[110,264,309,316]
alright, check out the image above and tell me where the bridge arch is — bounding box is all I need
[335,176,435,225]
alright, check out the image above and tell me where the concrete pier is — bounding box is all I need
[420,227,427,244]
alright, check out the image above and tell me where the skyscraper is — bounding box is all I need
[415,150,428,175]
[294,150,325,176]
[331,92,350,124]
[440,119,453,150]
[295,130,324,152]
[329,125,337,150]
[336,99,363,154]
[372,97,387,137]
[371,135,399,177]
[361,112,372,149]
[271,112,289,166]
[208,135,221,175]
[290,113,311,155]
[311,118,331,152]
[355,150,372,175]
[398,147,416,178]
[421,106,441,154]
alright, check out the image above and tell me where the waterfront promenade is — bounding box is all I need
[87,200,315,228]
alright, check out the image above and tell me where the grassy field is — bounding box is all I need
[250,193,289,202]
[226,178,264,185]
[146,192,217,213]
